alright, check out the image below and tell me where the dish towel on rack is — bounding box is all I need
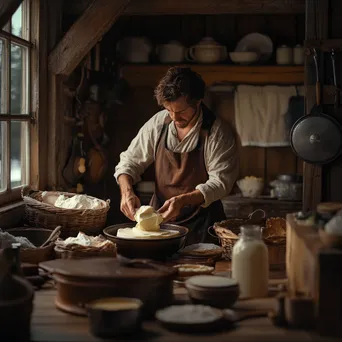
[234,85,304,147]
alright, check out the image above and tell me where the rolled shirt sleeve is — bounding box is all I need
[115,108,238,207]
[196,117,239,207]
[114,110,167,184]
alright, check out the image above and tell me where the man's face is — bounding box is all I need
[164,96,200,129]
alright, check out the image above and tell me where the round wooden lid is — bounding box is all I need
[39,258,176,279]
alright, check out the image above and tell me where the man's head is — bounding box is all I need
[154,67,206,129]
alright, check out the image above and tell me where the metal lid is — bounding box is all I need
[290,115,342,163]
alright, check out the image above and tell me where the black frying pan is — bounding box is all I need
[290,48,342,164]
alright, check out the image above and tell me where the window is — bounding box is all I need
[0,1,32,205]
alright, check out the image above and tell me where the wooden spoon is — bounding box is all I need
[40,226,62,248]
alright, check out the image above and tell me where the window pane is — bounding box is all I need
[11,4,23,38]
[11,43,28,114]
[0,121,7,191]
[11,121,28,188]
[0,39,5,113]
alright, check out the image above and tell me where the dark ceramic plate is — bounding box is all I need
[103,223,189,261]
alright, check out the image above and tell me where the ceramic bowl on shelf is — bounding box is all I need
[229,51,259,64]
[236,176,264,198]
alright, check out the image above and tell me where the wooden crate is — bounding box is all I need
[286,214,342,337]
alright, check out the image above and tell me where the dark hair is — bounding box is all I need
[154,67,206,107]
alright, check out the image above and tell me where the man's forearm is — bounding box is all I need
[117,174,134,194]
[177,189,205,207]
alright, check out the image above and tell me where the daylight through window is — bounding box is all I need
[0,1,31,201]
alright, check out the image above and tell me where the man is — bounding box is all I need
[114,67,238,244]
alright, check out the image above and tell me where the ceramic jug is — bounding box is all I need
[186,37,227,64]
[156,40,185,63]
[116,37,152,63]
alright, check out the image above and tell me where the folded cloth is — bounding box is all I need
[234,85,304,147]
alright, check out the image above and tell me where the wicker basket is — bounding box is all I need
[21,186,110,238]
[211,211,286,270]
[54,245,116,259]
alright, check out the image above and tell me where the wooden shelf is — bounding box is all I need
[121,64,305,87]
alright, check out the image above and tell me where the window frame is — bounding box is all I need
[0,0,39,206]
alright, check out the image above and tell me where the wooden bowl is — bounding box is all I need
[0,275,34,341]
[6,228,56,264]
[319,228,342,249]
[86,297,143,338]
[103,223,188,261]
[185,275,240,309]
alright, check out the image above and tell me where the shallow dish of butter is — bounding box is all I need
[86,297,143,338]
[103,223,188,261]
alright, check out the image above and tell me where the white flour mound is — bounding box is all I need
[156,305,222,324]
[53,194,102,210]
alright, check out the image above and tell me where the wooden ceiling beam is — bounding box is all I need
[48,0,131,77]
[0,0,22,28]
[124,0,306,15]
[65,0,306,16]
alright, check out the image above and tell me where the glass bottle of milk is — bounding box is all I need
[231,225,269,299]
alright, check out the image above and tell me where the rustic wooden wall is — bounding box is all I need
[100,14,305,222]
[60,12,305,223]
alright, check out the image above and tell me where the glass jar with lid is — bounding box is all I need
[231,225,269,299]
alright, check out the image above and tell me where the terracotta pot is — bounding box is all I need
[40,258,177,318]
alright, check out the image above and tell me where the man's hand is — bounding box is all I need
[117,174,141,221]
[158,190,205,222]
[120,190,141,221]
[158,196,184,222]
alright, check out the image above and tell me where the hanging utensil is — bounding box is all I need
[290,48,342,164]
[331,49,340,108]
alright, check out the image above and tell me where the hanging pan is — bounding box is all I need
[290,48,342,164]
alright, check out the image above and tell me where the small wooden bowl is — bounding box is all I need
[185,275,240,309]
[319,229,342,249]
[86,297,143,338]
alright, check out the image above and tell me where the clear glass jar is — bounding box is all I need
[231,225,269,299]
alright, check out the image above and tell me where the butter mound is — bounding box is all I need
[117,205,180,239]
[134,205,163,231]
[117,227,180,239]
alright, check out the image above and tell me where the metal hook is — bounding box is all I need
[312,48,319,83]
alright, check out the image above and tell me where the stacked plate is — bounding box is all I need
[179,243,223,259]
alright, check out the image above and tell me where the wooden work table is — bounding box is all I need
[30,260,339,342]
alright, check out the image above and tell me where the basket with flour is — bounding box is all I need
[21,186,110,238]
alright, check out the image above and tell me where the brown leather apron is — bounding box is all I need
[150,104,226,245]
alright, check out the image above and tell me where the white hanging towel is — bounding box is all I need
[234,85,304,147]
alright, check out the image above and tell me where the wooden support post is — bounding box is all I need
[302,0,328,211]
[48,0,131,77]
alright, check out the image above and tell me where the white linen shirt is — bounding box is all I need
[114,108,239,208]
